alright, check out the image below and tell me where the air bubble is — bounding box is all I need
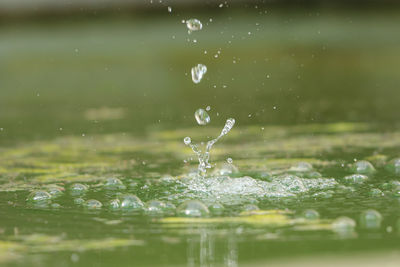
[85,199,102,209]
[332,216,356,233]
[145,200,167,216]
[386,158,400,175]
[70,183,88,196]
[343,174,368,185]
[177,200,209,217]
[74,198,85,205]
[350,160,376,175]
[104,178,126,190]
[302,209,319,220]
[27,190,52,203]
[47,186,64,198]
[120,194,144,211]
[360,209,382,229]
[289,162,313,172]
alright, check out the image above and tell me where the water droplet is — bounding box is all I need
[206,106,211,111]
[186,18,202,32]
[85,199,102,209]
[360,209,382,229]
[120,194,144,211]
[167,6,172,12]
[194,108,210,125]
[184,137,192,145]
[227,158,233,164]
[177,200,209,217]
[191,64,207,84]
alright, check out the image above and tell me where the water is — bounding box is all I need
[191,64,207,84]
[184,118,235,175]
[2,8,400,267]
[186,18,203,33]
[194,108,210,125]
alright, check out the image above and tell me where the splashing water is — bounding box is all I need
[194,108,210,125]
[186,18,202,33]
[184,118,235,176]
[191,64,207,84]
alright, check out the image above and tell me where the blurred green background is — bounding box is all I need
[1,0,400,145]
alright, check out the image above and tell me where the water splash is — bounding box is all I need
[184,118,235,176]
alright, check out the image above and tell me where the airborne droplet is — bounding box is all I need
[183,136,191,145]
[194,108,210,125]
[191,64,207,84]
[186,18,202,33]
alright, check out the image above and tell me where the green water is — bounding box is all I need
[1,8,400,266]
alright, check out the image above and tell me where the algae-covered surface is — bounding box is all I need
[1,8,400,267]
[1,123,400,266]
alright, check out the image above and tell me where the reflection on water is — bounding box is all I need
[186,227,238,267]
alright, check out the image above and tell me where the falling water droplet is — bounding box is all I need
[184,137,191,145]
[167,6,172,12]
[191,64,207,84]
[195,109,210,125]
[186,18,202,33]
[227,158,233,164]
[206,106,211,111]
